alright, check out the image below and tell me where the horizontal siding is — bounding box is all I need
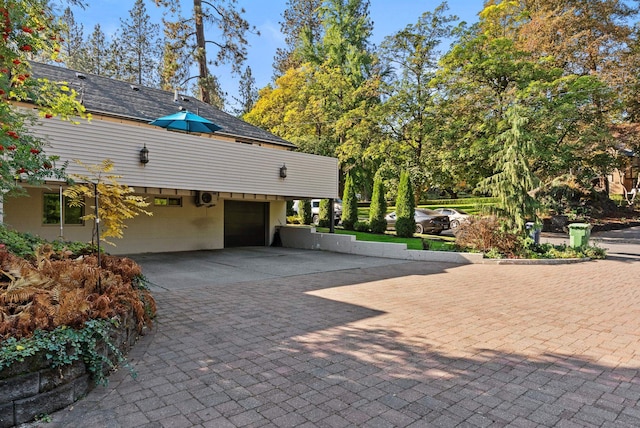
[31,115,339,199]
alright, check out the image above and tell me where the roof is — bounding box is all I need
[29,62,295,149]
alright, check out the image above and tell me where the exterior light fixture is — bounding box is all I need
[279,164,287,178]
[140,144,149,164]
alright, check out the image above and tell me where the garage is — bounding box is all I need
[224,201,268,247]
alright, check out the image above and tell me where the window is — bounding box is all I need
[43,193,84,225]
[154,197,182,207]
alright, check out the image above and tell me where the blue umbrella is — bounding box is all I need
[149,111,222,134]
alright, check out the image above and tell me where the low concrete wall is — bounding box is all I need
[277,226,484,264]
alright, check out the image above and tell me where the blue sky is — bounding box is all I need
[67,0,486,109]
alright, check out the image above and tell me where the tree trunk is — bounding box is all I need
[194,0,210,104]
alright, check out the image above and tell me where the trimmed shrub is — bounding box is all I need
[395,217,416,238]
[318,199,331,227]
[341,174,358,230]
[354,221,370,232]
[299,199,313,225]
[369,218,387,234]
[369,174,387,234]
[395,171,415,237]
[286,200,295,216]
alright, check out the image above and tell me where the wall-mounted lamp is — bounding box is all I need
[279,164,287,179]
[140,144,149,164]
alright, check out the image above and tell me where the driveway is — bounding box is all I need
[30,235,640,427]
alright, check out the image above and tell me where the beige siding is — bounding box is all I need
[31,114,339,198]
[5,187,226,255]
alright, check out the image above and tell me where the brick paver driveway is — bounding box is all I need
[40,247,640,428]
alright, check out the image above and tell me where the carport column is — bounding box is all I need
[329,198,335,233]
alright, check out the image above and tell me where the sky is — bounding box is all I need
[65,0,487,110]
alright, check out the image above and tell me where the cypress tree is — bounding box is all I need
[395,170,416,237]
[369,174,387,233]
[341,174,358,230]
[318,199,331,227]
[299,199,313,225]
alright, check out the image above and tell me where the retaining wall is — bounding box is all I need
[277,226,484,264]
[0,313,143,427]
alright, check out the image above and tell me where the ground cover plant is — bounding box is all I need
[0,225,156,384]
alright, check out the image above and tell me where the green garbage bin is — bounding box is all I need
[568,223,591,248]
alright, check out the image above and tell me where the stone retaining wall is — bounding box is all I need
[0,314,144,427]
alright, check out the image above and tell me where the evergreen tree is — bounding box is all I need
[299,199,313,225]
[320,0,374,83]
[103,34,128,81]
[477,105,540,231]
[273,0,323,77]
[318,199,331,227]
[156,0,257,105]
[159,10,190,91]
[341,173,358,230]
[368,173,387,233]
[395,170,416,237]
[234,66,258,117]
[60,7,86,70]
[119,0,162,87]
[84,24,109,76]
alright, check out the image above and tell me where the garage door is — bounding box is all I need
[224,201,268,247]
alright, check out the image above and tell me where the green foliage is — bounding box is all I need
[318,199,331,227]
[476,105,539,231]
[0,319,132,386]
[298,199,313,225]
[395,217,416,238]
[0,226,41,258]
[395,171,415,237]
[369,173,387,233]
[0,0,89,195]
[315,226,424,250]
[424,239,457,251]
[522,243,606,260]
[286,200,295,216]
[0,224,94,259]
[537,176,593,218]
[369,219,387,234]
[341,174,359,230]
[354,221,370,232]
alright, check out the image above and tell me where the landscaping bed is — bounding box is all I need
[0,227,156,427]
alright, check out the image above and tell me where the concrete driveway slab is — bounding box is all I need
[21,234,640,428]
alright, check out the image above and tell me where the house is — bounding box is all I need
[2,63,338,254]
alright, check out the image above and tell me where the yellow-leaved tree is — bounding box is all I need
[64,160,152,246]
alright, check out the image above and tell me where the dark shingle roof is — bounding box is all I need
[29,62,295,148]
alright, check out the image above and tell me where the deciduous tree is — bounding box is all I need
[0,0,87,197]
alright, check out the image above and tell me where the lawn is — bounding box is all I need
[315,227,426,250]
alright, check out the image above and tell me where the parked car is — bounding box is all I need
[433,207,470,229]
[293,199,342,225]
[385,209,450,235]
